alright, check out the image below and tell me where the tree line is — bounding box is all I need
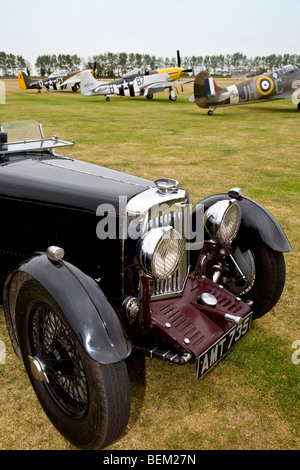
[1,50,300,78]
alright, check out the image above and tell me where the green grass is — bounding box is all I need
[0,79,299,450]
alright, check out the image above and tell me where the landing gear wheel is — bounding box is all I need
[208,110,213,115]
[169,91,177,101]
[146,94,153,99]
[106,96,110,101]
[15,280,130,450]
[223,242,286,319]
[298,102,300,111]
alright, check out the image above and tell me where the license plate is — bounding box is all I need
[197,312,253,379]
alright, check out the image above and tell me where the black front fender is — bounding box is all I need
[4,253,131,364]
[193,193,291,253]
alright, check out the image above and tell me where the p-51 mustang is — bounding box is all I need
[80,70,193,101]
[18,64,97,93]
[190,64,300,114]
[81,50,193,101]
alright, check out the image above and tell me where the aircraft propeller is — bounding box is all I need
[177,50,193,74]
[88,61,98,77]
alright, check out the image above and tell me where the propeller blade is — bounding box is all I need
[92,62,97,77]
[177,51,193,73]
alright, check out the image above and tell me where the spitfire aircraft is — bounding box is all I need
[18,64,97,93]
[190,64,300,114]
[80,50,193,101]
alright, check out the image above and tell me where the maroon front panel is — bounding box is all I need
[149,277,251,357]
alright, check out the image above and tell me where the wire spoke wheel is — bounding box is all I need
[31,304,88,416]
[15,279,131,449]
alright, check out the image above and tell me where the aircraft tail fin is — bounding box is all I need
[205,76,219,96]
[80,70,99,95]
[18,72,40,90]
[18,72,29,90]
[192,71,225,108]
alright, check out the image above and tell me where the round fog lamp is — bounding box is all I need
[204,199,241,244]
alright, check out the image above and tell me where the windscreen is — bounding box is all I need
[1,120,43,142]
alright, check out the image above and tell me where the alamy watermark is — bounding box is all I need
[0,340,5,364]
[291,340,300,365]
[291,80,300,105]
[0,80,5,105]
[96,198,204,250]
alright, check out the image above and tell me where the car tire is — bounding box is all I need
[225,242,286,319]
[15,279,131,450]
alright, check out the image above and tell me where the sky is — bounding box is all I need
[1,0,300,71]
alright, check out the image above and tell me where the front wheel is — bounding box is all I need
[15,280,130,450]
[222,242,286,319]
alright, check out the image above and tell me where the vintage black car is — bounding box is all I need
[0,120,291,449]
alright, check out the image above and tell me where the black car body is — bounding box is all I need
[0,121,291,449]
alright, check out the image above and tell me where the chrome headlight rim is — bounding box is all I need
[137,226,184,279]
[204,199,242,245]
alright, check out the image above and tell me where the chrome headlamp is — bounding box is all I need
[204,199,241,244]
[138,226,185,279]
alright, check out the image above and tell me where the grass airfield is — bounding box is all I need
[0,78,299,450]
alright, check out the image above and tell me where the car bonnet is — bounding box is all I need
[0,156,154,213]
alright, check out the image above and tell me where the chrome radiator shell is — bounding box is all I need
[146,210,188,297]
[125,186,189,299]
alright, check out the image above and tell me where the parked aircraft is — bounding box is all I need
[80,69,193,101]
[18,64,97,93]
[190,64,300,114]
[81,50,193,101]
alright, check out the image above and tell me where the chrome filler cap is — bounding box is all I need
[154,178,179,195]
[199,292,218,307]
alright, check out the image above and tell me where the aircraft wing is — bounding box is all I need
[142,78,193,95]
[165,79,194,87]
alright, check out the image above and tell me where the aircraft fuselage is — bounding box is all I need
[206,64,300,107]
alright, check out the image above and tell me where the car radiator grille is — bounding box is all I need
[146,209,188,298]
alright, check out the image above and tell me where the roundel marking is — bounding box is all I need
[257,76,274,95]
